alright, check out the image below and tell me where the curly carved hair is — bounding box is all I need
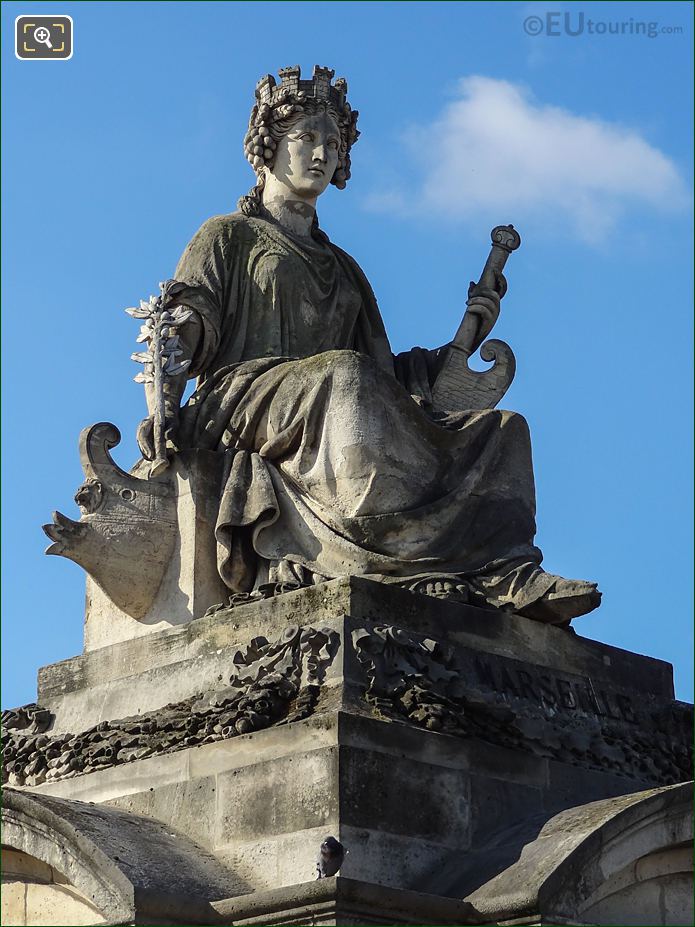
[238,93,359,219]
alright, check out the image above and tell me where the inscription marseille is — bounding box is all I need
[473,657,637,723]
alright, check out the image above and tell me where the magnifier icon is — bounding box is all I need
[34,26,53,49]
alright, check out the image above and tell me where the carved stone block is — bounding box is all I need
[3,581,692,923]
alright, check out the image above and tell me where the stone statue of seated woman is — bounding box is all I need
[45,66,600,634]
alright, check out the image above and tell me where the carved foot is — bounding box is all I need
[403,576,470,604]
[518,578,601,625]
[203,581,311,616]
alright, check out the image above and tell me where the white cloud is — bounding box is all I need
[364,77,688,243]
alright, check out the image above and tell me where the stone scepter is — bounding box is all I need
[432,224,521,412]
[126,280,193,477]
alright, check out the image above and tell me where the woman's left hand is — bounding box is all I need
[464,286,501,353]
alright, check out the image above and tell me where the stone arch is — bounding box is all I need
[463,782,693,925]
[2,848,108,926]
[541,782,693,925]
[2,789,242,926]
[3,791,135,924]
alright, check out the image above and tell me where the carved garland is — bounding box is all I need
[351,626,692,786]
[2,625,338,789]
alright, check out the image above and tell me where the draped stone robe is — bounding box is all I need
[172,211,554,611]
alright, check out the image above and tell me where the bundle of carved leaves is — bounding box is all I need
[3,625,338,788]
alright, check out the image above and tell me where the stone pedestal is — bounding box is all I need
[3,579,693,925]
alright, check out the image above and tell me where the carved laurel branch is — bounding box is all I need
[351,626,691,784]
[126,280,193,385]
[3,626,339,789]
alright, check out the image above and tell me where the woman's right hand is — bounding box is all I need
[136,411,180,461]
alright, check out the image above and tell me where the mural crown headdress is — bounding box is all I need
[255,65,349,111]
[242,63,359,203]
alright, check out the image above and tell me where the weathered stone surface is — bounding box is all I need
[6,584,690,838]
[34,578,675,731]
[2,848,107,926]
[349,621,691,784]
[8,601,689,796]
[14,708,688,901]
[83,445,230,649]
[2,789,244,924]
[4,581,692,923]
[7,795,690,927]
[4,625,339,788]
[44,428,230,647]
[211,876,478,926]
[2,877,107,926]
[43,422,178,624]
[340,746,471,844]
[216,748,339,844]
[458,782,694,926]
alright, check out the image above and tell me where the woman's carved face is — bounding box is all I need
[268,111,341,199]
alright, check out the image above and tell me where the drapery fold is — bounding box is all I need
[170,212,550,610]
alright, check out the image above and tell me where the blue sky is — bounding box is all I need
[2,0,693,706]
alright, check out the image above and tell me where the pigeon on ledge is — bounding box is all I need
[316,835,347,879]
